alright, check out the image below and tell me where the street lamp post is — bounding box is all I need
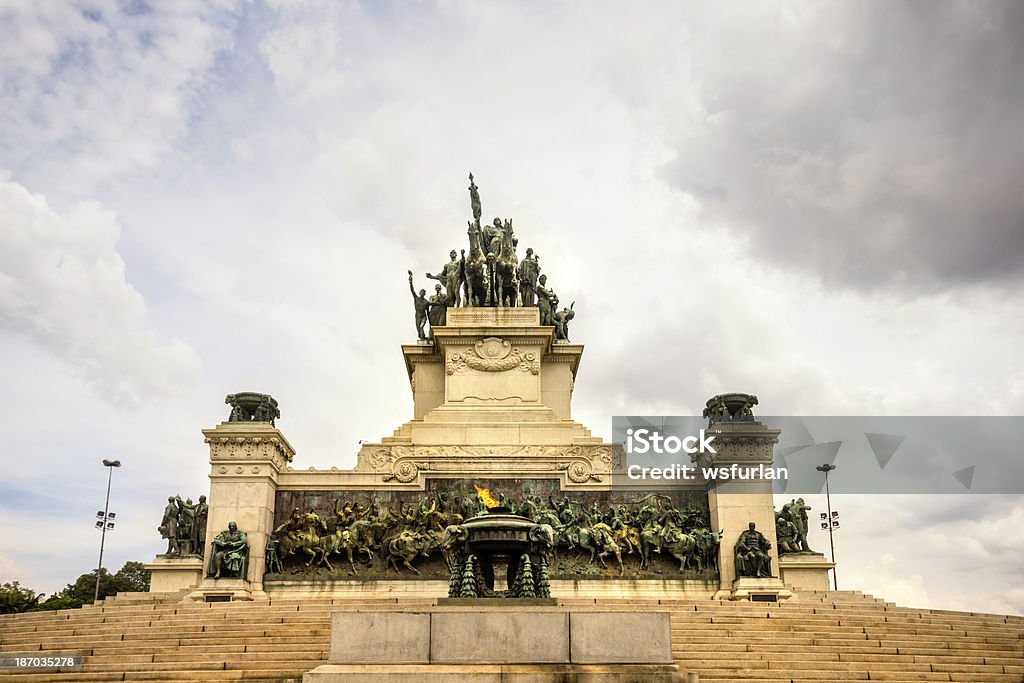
[94,459,121,603]
[816,463,838,590]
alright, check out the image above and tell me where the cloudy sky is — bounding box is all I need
[1,1,1022,613]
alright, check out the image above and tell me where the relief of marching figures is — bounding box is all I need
[265,490,723,580]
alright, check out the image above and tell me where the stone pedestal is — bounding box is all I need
[186,578,256,602]
[196,421,295,595]
[303,607,686,682]
[730,577,793,602]
[700,420,782,599]
[145,556,203,593]
[780,552,835,592]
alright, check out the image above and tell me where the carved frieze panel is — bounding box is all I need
[446,337,540,375]
[206,435,294,468]
[354,444,620,485]
[270,479,715,582]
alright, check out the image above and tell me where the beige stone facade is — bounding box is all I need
[152,306,810,602]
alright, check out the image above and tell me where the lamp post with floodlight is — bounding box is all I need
[815,462,838,590]
[94,459,121,602]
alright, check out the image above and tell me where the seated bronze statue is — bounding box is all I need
[208,521,249,579]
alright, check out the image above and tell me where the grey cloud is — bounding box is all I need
[634,2,1024,292]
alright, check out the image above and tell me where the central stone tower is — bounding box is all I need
[354,306,612,486]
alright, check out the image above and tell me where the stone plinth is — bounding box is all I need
[701,420,782,598]
[730,577,793,602]
[570,612,672,664]
[430,611,569,663]
[197,421,295,595]
[145,556,203,593]
[780,552,835,592]
[381,307,595,448]
[328,612,430,663]
[186,577,255,602]
[304,664,690,682]
[304,607,686,681]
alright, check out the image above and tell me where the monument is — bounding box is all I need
[145,176,833,601]
[141,175,838,680]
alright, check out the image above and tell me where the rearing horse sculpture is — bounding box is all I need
[493,219,518,307]
[464,221,490,307]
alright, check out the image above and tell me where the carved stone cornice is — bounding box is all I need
[203,424,295,473]
[354,443,622,486]
[692,426,780,468]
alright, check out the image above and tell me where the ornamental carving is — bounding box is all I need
[446,337,539,375]
[357,444,615,484]
[205,435,294,465]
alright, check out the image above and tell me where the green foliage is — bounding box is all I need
[0,582,41,614]
[14,561,153,613]
[113,561,151,592]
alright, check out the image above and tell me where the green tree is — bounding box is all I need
[113,562,151,592]
[29,561,152,612]
[0,582,41,614]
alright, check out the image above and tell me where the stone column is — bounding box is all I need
[700,421,784,600]
[196,421,295,599]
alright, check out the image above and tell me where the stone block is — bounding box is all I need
[145,556,203,593]
[569,612,673,663]
[304,663,687,682]
[328,612,430,663]
[430,611,569,664]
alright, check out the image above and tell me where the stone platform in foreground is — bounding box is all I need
[0,590,1020,682]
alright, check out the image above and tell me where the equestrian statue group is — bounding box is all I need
[264,490,722,579]
[409,174,576,342]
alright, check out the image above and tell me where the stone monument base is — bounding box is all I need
[145,555,203,593]
[727,577,793,602]
[779,552,835,592]
[185,578,263,602]
[303,607,688,682]
[303,663,690,682]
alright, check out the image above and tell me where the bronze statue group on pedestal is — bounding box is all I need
[408,174,576,341]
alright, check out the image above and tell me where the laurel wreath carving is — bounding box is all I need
[446,348,539,375]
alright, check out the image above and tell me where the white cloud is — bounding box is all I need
[0,179,200,404]
[0,1,238,197]
[0,1,1021,619]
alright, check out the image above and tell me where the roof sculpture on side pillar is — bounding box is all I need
[359,174,615,488]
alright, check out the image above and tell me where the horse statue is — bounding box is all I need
[463,221,490,307]
[579,522,624,575]
[492,219,518,307]
[384,529,425,575]
[640,525,697,572]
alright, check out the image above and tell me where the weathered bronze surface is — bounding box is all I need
[734,522,772,578]
[410,175,579,330]
[703,392,758,423]
[225,392,280,426]
[407,271,430,341]
[776,499,814,554]
[269,480,717,581]
[157,494,208,557]
[208,522,248,579]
